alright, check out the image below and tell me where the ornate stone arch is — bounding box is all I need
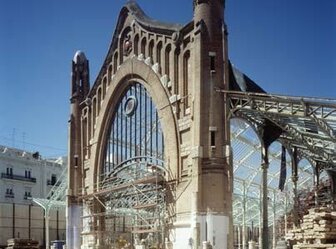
[90,57,180,189]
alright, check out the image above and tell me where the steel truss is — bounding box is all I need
[33,166,67,249]
[81,157,167,248]
[224,90,336,168]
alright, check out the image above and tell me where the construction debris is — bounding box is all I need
[286,207,336,249]
[6,239,39,249]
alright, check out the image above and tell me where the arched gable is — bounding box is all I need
[88,57,180,192]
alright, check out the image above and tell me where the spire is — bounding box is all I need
[71,50,90,99]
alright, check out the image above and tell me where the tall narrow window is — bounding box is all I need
[113,52,118,74]
[133,34,139,55]
[108,65,112,85]
[156,41,162,65]
[103,77,107,98]
[97,88,102,115]
[149,40,154,59]
[7,168,13,176]
[210,131,216,147]
[165,45,171,76]
[209,52,216,72]
[141,38,147,56]
[92,98,97,126]
[183,51,191,110]
[174,48,180,95]
[51,174,57,185]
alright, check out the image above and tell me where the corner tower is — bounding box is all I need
[188,0,232,248]
[67,51,89,249]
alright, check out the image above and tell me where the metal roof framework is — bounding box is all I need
[225,90,336,228]
[231,119,317,227]
[32,166,67,249]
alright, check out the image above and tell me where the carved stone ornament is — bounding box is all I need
[172,31,180,44]
[123,34,133,56]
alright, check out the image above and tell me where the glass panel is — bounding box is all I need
[102,82,164,178]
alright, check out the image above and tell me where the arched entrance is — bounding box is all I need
[99,82,167,247]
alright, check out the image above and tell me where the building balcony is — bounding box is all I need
[47,179,60,186]
[1,173,36,183]
[5,193,14,198]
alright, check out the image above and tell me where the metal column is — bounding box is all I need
[261,145,269,249]
[272,190,276,249]
[242,182,247,249]
[259,186,262,248]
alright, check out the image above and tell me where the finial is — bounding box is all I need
[73,50,87,65]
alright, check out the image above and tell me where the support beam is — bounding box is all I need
[45,208,50,249]
[261,145,269,249]
[292,175,299,227]
[272,191,276,249]
[242,181,247,249]
[259,186,262,248]
[292,148,299,228]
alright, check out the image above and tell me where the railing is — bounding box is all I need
[5,193,14,198]
[1,173,36,183]
[47,179,61,186]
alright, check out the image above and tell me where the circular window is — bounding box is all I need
[124,96,137,117]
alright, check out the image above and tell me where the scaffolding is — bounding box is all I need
[80,157,169,248]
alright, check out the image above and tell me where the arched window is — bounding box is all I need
[92,97,97,126]
[133,34,139,55]
[165,44,171,76]
[183,50,191,110]
[108,64,112,85]
[113,52,118,74]
[141,37,147,57]
[156,41,162,67]
[102,77,107,98]
[174,48,180,95]
[103,82,164,174]
[97,87,102,114]
[149,40,154,59]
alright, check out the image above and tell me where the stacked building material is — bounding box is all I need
[286,207,336,249]
[6,239,39,249]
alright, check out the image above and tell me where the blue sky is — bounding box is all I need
[0,0,335,157]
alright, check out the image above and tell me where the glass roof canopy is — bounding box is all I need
[228,90,336,227]
[231,118,319,226]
